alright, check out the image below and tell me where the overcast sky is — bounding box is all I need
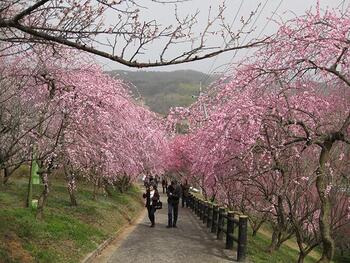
[96,0,348,74]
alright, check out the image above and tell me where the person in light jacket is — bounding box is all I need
[143,184,160,227]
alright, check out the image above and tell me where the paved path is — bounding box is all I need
[106,193,235,263]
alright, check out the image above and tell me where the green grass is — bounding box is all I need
[247,227,318,263]
[0,176,144,263]
[249,222,350,263]
[246,226,350,262]
[334,250,350,263]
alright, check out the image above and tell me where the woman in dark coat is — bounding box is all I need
[143,184,160,227]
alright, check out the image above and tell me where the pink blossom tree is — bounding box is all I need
[1,48,169,213]
[167,5,350,262]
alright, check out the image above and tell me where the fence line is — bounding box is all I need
[187,193,248,262]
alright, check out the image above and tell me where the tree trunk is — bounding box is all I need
[121,175,131,192]
[26,162,34,208]
[104,185,112,196]
[68,189,77,206]
[276,238,284,250]
[67,176,77,206]
[26,168,33,208]
[268,230,280,253]
[251,217,265,237]
[3,168,10,184]
[92,179,99,200]
[102,178,112,197]
[267,194,291,252]
[36,173,49,219]
[64,167,77,206]
[297,252,306,263]
[316,143,334,263]
[3,165,21,185]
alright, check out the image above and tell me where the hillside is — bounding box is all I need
[0,174,144,263]
[108,70,213,115]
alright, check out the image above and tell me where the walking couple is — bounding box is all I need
[143,180,182,228]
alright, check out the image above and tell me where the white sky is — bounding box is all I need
[96,0,348,74]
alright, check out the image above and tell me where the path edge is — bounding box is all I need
[81,207,146,263]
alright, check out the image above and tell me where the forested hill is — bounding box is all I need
[108,70,212,115]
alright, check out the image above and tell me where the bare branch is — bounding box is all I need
[14,0,51,22]
[0,0,264,67]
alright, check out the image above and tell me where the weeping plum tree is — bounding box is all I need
[0,0,269,212]
[0,0,267,207]
[1,49,168,215]
[60,64,168,201]
[246,6,350,262]
[167,4,350,262]
[0,56,43,184]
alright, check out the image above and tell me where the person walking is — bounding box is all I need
[161,177,168,194]
[181,180,190,208]
[149,175,154,186]
[166,180,181,228]
[143,184,160,227]
[142,174,148,188]
[155,175,160,187]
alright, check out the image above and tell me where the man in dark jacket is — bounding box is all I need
[166,180,182,228]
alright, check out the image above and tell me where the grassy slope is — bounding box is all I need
[0,177,144,263]
[247,227,320,263]
[247,222,350,263]
[246,225,348,262]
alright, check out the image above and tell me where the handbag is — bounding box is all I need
[154,200,162,210]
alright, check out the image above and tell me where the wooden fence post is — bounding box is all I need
[211,205,218,233]
[237,215,248,262]
[191,195,194,209]
[226,211,235,249]
[197,199,200,217]
[217,207,225,240]
[203,201,208,224]
[199,200,204,220]
[207,203,213,228]
[187,197,249,262]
